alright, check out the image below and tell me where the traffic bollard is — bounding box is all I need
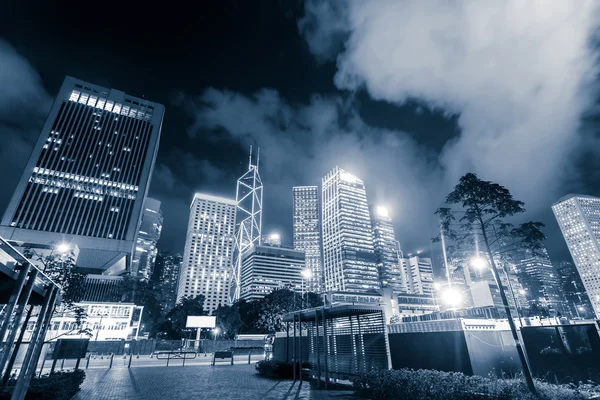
[86,355,90,369]
[128,353,132,368]
[109,354,114,369]
[248,352,251,364]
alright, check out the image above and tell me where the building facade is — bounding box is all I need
[293,186,323,293]
[0,76,164,275]
[400,256,434,296]
[240,245,305,301]
[555,260,594,318]
[552,194,600,317]
[321,167,379,292]
[514,248,570,317]
[131,197,162,280]
[178,194,236,314]
[370,205,404,293]
[152,252,182,312]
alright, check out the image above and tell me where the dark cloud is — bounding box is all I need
[0,40,51,220]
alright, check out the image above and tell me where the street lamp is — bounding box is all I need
[301,268,312,308]
[56,242,70,254]
[470,256,487,270]
[441,287,462,309]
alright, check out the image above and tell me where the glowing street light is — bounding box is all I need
[301,269,313,279]
[441,288,462,308]
[470,256,487,270]
[56,242,70,254]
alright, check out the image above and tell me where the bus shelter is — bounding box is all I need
[282,304,391,388]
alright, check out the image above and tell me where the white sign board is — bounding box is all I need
[186,316,216,328]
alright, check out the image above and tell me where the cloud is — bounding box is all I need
[0,40,51,219]
[299,0,600,213]
[183,88,442,250]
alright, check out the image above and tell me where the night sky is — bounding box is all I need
[2,1,600,271]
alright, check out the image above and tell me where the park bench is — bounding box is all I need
[212,351,234,366]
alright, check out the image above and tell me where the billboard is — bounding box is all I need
[52,339,90,360]
[186,316,216,328]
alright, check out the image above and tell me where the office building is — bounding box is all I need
[370,205,404,293]
[293,186,323,292]
[0,76,164,275]
[152,252,182,312]
[552,194,600,317]
[514,248,569,316]
[240,245,305,301]
[321,167,379,292]
[178,194,236,314]
[400,256,434,296]
[555,260,594,318]
[131,197,162,280]
[261,233,281,247]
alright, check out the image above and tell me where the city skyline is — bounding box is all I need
[3,3,600,267]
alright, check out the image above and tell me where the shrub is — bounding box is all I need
[352,369,600,400]
[256,359,310,379]
[0,370,86,400]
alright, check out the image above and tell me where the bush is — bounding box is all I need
[0,370,86,400]
[255,359,310,379]
[352,369,600,400]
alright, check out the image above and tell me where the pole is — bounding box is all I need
[440,227,451,287]
[292,314,297,382]
[95,314,104,342]
[2,305,34,387]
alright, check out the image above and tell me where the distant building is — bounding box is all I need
[400,256,434,296]
[0,76,164,275]
[153,252,182,312]
[240,245,305,301]
[321,167,379,292]
[370,205,404,293]
[131,198,162,280]
[178,194,236,314]
[514,248,570,316]
[555,260,594,318]
[293,186,323,293]
[261,233,281,247]
[81,275,125,303]
[26,302,144,342]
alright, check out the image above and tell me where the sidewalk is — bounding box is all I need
[73,364,357,400]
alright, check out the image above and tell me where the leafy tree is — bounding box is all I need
[119,277,164,337]
[255,289,323,334]
[157,295,206,339]
[435,172,544,393]
[214,303,243,339]
[24,247,92,341]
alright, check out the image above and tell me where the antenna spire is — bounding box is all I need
[256,147,260,169]
[249,145,253,170]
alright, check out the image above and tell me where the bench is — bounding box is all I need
[212,351,234,366]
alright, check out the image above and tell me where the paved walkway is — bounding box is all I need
[73,364,357,400]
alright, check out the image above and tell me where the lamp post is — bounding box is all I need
[213,327,220,352]
[95,311,109,342]
[301,269,312,308]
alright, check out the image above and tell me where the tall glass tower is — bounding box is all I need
[131,197,163,281]
[552,194,600,317]
[321,167,380,292]
[293,186,323,292]
[0,76,163,274]
[178,193,236,314]
[370,205,404,292]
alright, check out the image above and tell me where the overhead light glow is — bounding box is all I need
[442,288,462,308]
[470,256,487,270]
[376,206,389,217]
[56,243,70,254]
[269,233,280,240]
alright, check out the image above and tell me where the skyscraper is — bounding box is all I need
[293,186,323,292]
[321,167,380,292]
[552,194,600,317]
[178,194,236,314]
[0,76,163,275]
[131,197,162,280]
[555,260,594,318]
[514,248,570,316]
[153,252,182,312]
[231,148,262,303]
[370,205,404,293]
[240,245,305,301]
[400,256,434,296]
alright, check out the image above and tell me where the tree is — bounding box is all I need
[157,295,206,339]
[119,277,164,338]
[24,248,92,341]
[435,172,544,394]
[255,289,323,334]
[214,304,243,339]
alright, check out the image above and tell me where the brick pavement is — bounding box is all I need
[73,364,357,400]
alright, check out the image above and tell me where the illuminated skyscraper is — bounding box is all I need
[370,205,404,292]
[0,76,163,275]
[321,167,379,292]
[293,186,323,292]
[153,252,182,312]
[178,193,236,314]
[552,194,600,317]
[400,256,434,296]
[131,197,162,280]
